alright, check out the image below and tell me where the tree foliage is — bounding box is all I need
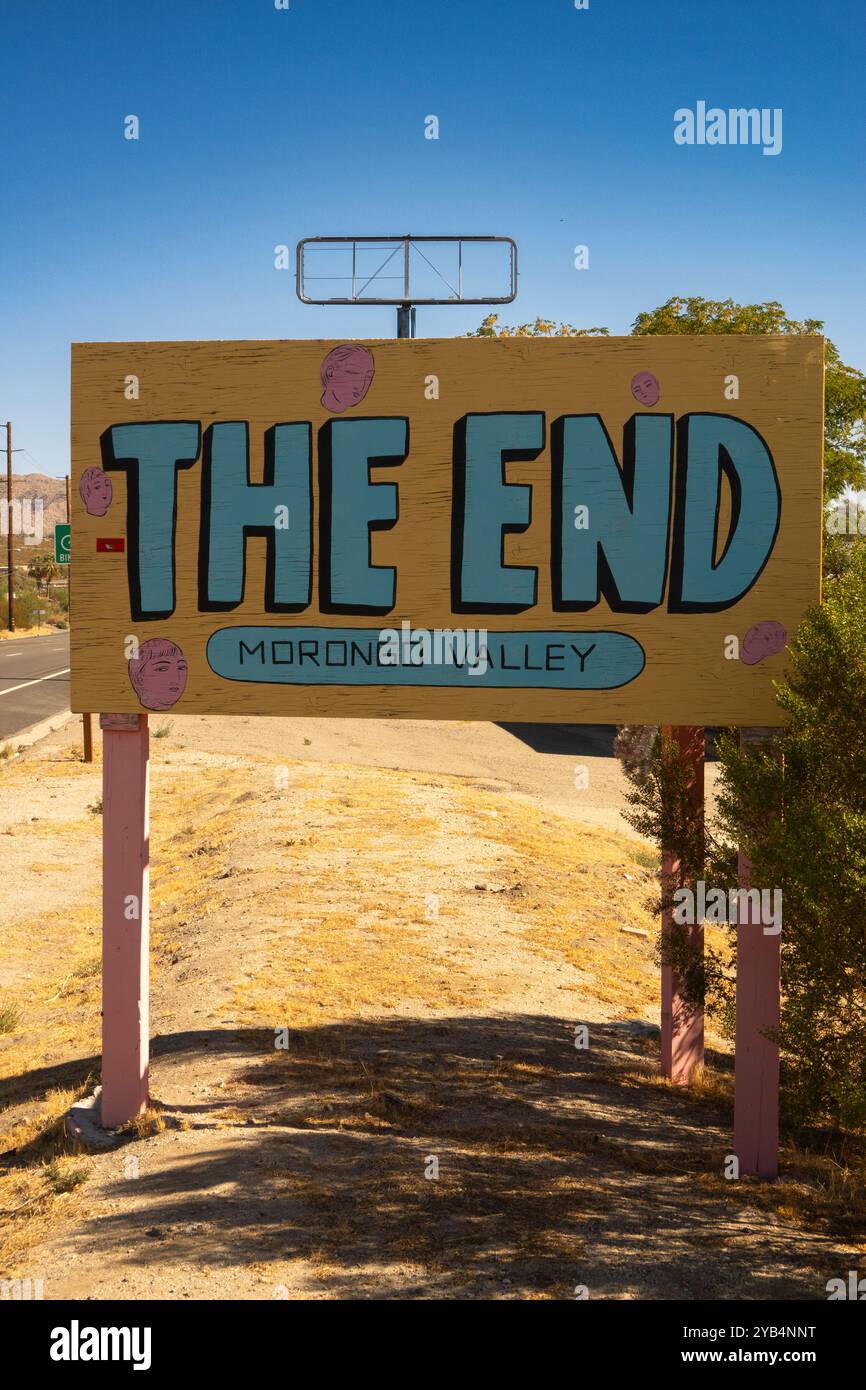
[472,295,866,500]
[469,313,608,339]
[27,555,60,592]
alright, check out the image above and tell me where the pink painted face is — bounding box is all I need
[320,345,375,413]
[741,620,787,666]
[79,467,113,517]
[630,371,661,407]
[128,639,188,710]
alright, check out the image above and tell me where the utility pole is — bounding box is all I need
[65,474,70,522]
[5,421,13,632]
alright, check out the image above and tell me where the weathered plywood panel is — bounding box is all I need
[70,335,823,723]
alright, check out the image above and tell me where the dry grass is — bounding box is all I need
[2,733,864,1295]
[229,765,671,1030]
[127,1106,167,1140]
[0,1003,22,1035]
[451,784,661,1015]
[0,626,57,641]
[0,1086,94,1270]
[0,753,260,1272]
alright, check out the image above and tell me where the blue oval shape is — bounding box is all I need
[206,627,645,691]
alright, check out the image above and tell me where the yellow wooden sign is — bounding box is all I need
[70,335,823,724]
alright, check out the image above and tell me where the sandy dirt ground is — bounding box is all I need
[0,716,861,1300]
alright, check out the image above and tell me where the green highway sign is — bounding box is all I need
[55,523,71,564]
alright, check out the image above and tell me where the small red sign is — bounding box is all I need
[96,537,125,553]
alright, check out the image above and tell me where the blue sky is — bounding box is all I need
[1,0,864,478]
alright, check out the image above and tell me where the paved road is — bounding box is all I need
[0,631,70,740]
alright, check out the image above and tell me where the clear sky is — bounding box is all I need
[1,0,864,478]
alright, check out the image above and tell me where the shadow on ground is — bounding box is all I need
[498,724,720,761]
[4,1013,853,1300]
[497,723,619,757]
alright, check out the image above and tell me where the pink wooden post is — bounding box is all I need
[734,727,781,1179]
[660,725,705,1084]
[100,713,150,1127]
